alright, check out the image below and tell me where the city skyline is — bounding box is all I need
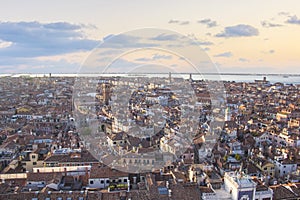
[0,1,300,74]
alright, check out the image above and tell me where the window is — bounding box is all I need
[124,179,127,183]
[118,179,122,183]
[31,155,36,159]
[90,180,94,185]
[33,162,37,165]
[106,180,110,184]
[100,180,104,184]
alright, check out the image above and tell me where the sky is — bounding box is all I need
[0,0,300,74]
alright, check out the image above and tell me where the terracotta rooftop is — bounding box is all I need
[270,184,299,200]
[0,190,100,200]
[90,166,128,179]
[44,150,98,163]
[27,172,63,183]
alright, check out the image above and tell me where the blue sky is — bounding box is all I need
[0,0,300,74]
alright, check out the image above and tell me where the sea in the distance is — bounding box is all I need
[1,73,300,84]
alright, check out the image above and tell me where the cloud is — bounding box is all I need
[261,50,275,54]
[239,58,249,62]
[168,20,189,25]
[198,19,210,23]
[106,58,140,71]
[197,18,217,28]
[168,19,179,24]
[0,21,101,73]
[214,52,233,58]
[286,15,300,25]
[105,58,178,74]
[135,54,173,62]
[43,22,82,30]
[150,33,179,41]
[102,34,138,46]
[197,41,214,46]
[0,57,81,73]
[100,34,159,48]
[278,11,290,16]
[215,24,259,37]
[261,21,283,28]
[0,40,12,48]
[185,33,214,46]
[152,54,172,60]
[0,21,99,58]
[179,21,190,25]
[103,34,115,41]
[189,40,214,47]
[135,57,152,62]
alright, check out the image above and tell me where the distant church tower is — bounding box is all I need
[225,107,231,121]
[189,73,193,82]
[102,84,110,105]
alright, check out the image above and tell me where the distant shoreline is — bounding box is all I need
[2,73,300,84]
[1,73,300,76]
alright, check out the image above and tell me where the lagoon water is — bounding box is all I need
[1,73,300,84]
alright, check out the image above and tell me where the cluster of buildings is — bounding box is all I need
[0,75,300,199]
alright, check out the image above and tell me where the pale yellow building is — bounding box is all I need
[21,152,44,172]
